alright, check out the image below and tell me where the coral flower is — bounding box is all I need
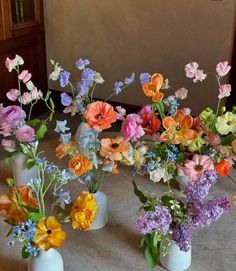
[143,73,164,102]
[0,186,37,224]
[34,216,66,251]
[215,160,232,177]
[56,141,77,159]
[141,113,161,135]
[69,154,93,176]
[84,101,116,131]
[100,136,131,161]
[70,191,98,230]
[160,110,198,144]
[178,154,214,181]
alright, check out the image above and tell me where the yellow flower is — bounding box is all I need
[70,192,98,231]
[182,132,205,152]
[121,146,148,169]
[56,141,77,159]
[34,216,66,251]
[69,154,93,176]
[215,112,236,135]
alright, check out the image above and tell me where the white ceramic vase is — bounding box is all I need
[28,249,64,271]
[176,174,189,191]
[12,153,37,186]
[74,122,90,143]
[91,191,108,230]
[160,238,191,271]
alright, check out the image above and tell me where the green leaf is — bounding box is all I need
[49,97,55,111]
[22,246,31,259]
[27,118,41,127]
[221,134,236,146]
[140,236,149,247]
[36,124,48,140]
[27,158,35,170]
[26,212,44,222]
[132,181,148,204]
[6,227,13,237]
[145,246,158,268]
[161,195,173,207]
[233,160,236,169]
[155,101,165,119]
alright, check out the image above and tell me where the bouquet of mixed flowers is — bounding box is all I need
[120,61,236,186]
[0,55,55,161]
[133,169,231,268]
[0,142,74,258]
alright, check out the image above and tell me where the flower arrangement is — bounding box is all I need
[0,142,74,258]
[0,55,55,160]
[120,61,236,186]
[133,169,231,268]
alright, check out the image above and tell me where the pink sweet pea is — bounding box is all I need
[5,55,24,72]
[115,106,126,121]
[175,88,188,100]
[2,139,16,152]
[18,70,32,83]
[0,122,13,137]
[20,92,33,105]
[204,134,221,146]
[6,89,19,101]
[216,61,231,77]
[31,88,43,100]
[121,114,145,141]
[193,69,207,83]
[15,125,35,142]
[218,84,231,99]
[182,108,191,115]
[185,62,199,78]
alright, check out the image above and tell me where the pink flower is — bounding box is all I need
[192,117,202,132]
[5,55,24,72]
[138,105,152,118]
[2,139,16,152]
[193,69,207,83]
[175,88,188,100]
[31,88,43,100]
[218,84,231,99]
[121,114,145,141]
[161,78,170,89]
[15,125,35,142]
[6,89,19,101]
[63,101,78,116]
[185,62,199,78]
[204,134,221,146]
[178,154,214,181]
[20,92,32,105]
[167,95,176,101]
[216,61,231,77]
[0,105,26,124]
[182,108,191,115]
[115,106,126,121]
[18,70,32,83]
[0,122,13,137]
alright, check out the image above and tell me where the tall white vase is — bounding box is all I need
[28,249,63,271]
[12,153,37,186]
[91,191,108,230]
[74,122,90,143]
[160,238,191,271]
[176,174,189,191]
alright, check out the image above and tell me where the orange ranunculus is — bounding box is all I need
[143,73,164,102]
[34,216,66,251]
[160,110,198,144]
[56,141,77,159]
[84,101,116,131]
[232,139,236,154]
[100,137,131,161]
[70,192,98,230]
[215,160,232,177]
[69,154,93,177]
[0,186,37,224]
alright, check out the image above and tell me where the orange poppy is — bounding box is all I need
[69,154,93,177]
[0,186,37,224]
[100,137,131,161]
[160,110,198,144]
[84,101,116,131]
[34,216,66,251]
[143,73,164,102]
[56,141,77,159]
[215,160,232,177]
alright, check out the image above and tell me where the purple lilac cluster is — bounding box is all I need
[172,224,191,252]
[136,204,172,235]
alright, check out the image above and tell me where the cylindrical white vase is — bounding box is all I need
[12,153,37,186]
[91,191,108,230]
[160,238,191,271]
[74,122,90,143]
[28,249,64,271]
[176,174,189,191]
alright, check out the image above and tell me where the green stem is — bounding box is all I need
[90,83,96,101]
[28,101,37,121]
[104,84,130,102]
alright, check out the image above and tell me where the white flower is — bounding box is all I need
[161,78,170,89]
[49,62,63,81]
[94,72,105,84]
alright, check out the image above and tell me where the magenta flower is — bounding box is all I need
[216,61,231,77]
[0,105,26,124]
[178,154,214,181]
[2,139,16,152]
[15,125,35,142]
[121,114,145,141]
[175,88,188,100]
[138,105,152,118]
[218,84,231,99]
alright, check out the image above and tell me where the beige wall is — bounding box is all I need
[44,0,236,114]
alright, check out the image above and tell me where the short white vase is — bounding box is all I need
[176,174,189,191]
[160,238,191,271]
[91,191,108,230]
[12,153,37,186]
[74,122,90,143]
[28,249,64,271]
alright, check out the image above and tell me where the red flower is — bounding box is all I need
[215,160,232,177]
[141,113,161,135]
